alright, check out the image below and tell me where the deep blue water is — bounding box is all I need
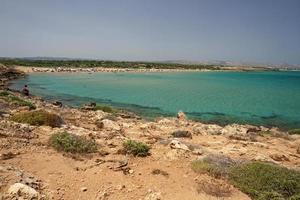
[10,71,300,130]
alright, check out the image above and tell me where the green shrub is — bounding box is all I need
[229,162,300,200]
[49,132,97,153]
[11,110,62,127]
[0,91,10,96]
[123,140,150,157]
[93,105,115,113]
[288,129,300,135]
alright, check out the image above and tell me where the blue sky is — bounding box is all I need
[0,0,299,64]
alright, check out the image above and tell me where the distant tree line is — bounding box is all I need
[0,58,222,70]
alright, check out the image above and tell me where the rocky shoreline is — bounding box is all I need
[1,65,300,200]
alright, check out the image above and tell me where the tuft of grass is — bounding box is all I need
[288,129,300,135]
[229,162,300,200]
[49,132,97,153]
[93,105,115,113]
[10,110,62,127]
[123,140,150,157]
[8,96,36,109]
[191,154,235,178]
[0,91,36,109]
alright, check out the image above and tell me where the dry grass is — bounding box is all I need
[197,179,232,197]
[191,154,235,178]
[11,110,63,127]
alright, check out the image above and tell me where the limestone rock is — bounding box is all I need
[169,139,190,151]
[7,183,39,199]
[145,190,162,200]
[221,124,248,136]
[99,119,120,131]
[164,149,189,161]
[270,154,290,162]
[177,111,186,120]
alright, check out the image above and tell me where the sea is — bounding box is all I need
[10,71,300,130]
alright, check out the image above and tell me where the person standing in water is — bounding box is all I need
[22,85,29,96]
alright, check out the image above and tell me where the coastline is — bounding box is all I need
[1,65,300,199]
[14,65,275,74]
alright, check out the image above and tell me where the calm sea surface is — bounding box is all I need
[10,71,300,130]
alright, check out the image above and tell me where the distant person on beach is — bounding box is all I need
[22,85,29,96]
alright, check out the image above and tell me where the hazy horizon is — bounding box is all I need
[1,0,300,64]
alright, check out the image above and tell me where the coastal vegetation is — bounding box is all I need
[10,110,62,127]
[192,156,300,200]
[93,104,115,113]
[49,132,98,153]
[123,140,150,157]
[0,58,221,70]
[191,154,235,178]
[0,91,36,109]
[288,129,300,135]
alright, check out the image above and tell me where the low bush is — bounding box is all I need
[123,140,150,157]
[171,130,192,138]
[0,91,10,96]
[11,110,63,127]
[288,129,300,135]
[229,162,300,200]
[49,132,97,153]
[93,105,115,113]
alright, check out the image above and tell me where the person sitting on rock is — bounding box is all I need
[22,85,29,96]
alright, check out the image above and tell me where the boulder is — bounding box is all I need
[270,154,290,162]
[145,190,162,200]
[169,139,190,151]
[193,124,223,135]
[7,183,39,199]
[221,124,249,136]
[177,111,186,120]
[99,119,120,131]
[52,101,63,107]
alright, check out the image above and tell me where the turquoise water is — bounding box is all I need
[10,71,300,130]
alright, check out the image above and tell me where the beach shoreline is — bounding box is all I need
[14,65,276,74]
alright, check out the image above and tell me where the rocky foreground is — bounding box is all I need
[0,66,300,200]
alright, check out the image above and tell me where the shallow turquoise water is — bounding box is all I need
[10,71,300,130]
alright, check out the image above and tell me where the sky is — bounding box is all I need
[0,0,300,64]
